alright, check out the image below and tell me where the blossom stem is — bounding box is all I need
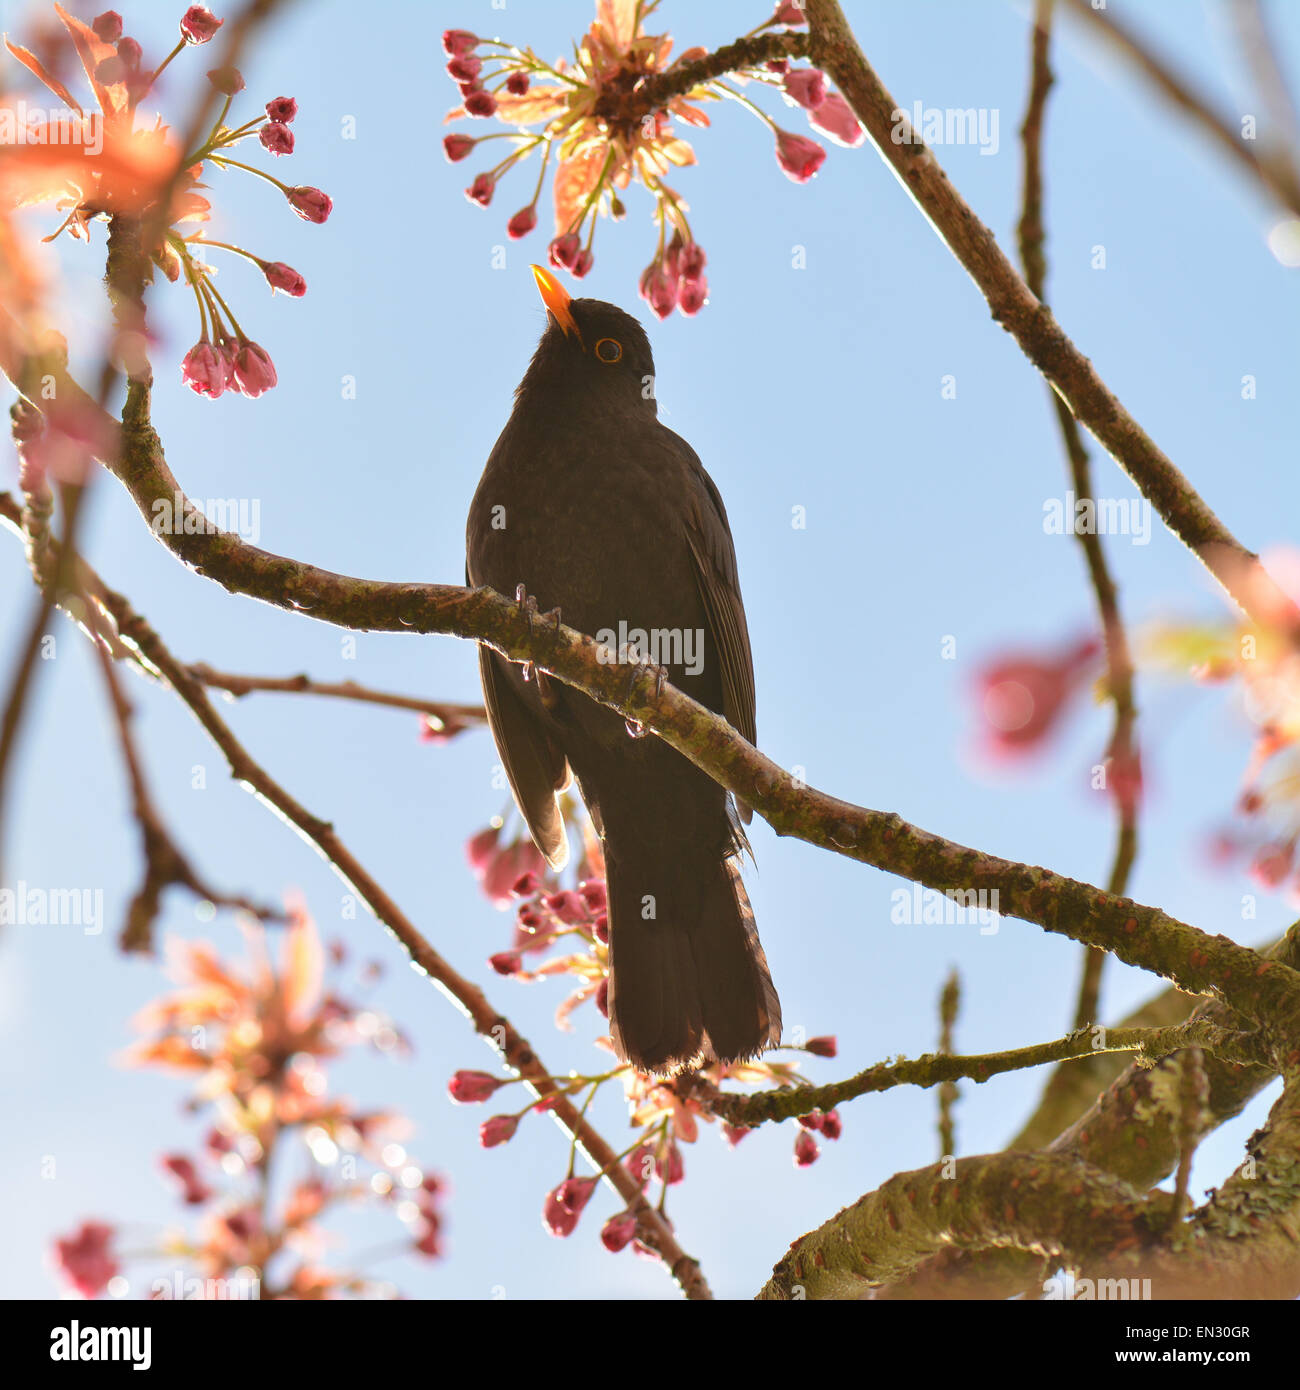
[148,39,186,92]
[711,80,778,130]
[201,274,249,343]
[209,154,290,192]
[189,237,264,267]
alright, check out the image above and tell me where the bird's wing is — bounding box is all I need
[679,444,758,752]
[477,646,571,869]
[465,559,569,867]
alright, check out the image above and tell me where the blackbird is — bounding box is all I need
[465,266,781,1074]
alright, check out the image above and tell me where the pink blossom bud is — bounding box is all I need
[678,242,706,281]
[806,1035,838,1057]
[181,5,223,44]
[465,824,500,872]
[1250,842,1293,890]
[601,1210,638,1253]
[548,231,581,269]
[448,1070,502,1104]
[443,29,479,57]
[570,248,594,278]
[511,870,540,898]
[784,67,827,110]
[92,12,123,43]
[556,1176,596,1215]
[465,89,497,118]
[640,264,679,320]
[217,339,239,387]
[489,950,522,976]
[232,342,277,398]
[821,1109,843,1141]
[506,71,530,95]
[595,978,609,1017]
[580,880,607,911]
[766,59,789,74]
[507,205,538,239]
[266,96,298,123]
[53,1222,119,1299]
[117,36,142,68]
[181,341,227,399]
[444,133,476,163]
[977,638,1099,759]
[722,1123,752,1148]
[794,1130,820,1167]
[260,121,294,156]
[593,913,609,944]
[544,890,587,924]
[263,261,306,296]
[414,1218,441,1258]
[655,1141,684,1185]
[797,1111,824,1131]
[809,91,865,147]
[625,1142,656,1187]
[480,1114,519,1148]
[161,1153,211,1205]
[94,55,128,84]
[286,185,333,222]
[677,275,708,316]
[542,1178,594,1237]
[447,54,482,82]
[542,1188,579,1237]
[773,1,807,24]
[774,127,826,182]
[458,80,481,99]
[207,65,245,95]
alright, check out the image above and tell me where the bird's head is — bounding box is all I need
[515,265,658,417]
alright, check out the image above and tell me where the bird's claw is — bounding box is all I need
[621,647,668,738]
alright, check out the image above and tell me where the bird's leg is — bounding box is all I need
[514,583,540,682]
[535,606,563,709]
[621,643,668,740]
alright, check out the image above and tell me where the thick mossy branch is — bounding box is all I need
[761,1076,1300,1300]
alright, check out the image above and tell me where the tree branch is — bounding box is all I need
[0,493,712,1300]
[796,0,1298,635]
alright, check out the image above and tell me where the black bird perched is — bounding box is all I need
[465,266,781,1074]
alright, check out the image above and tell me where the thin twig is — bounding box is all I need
[1060,0,1300,216]
[187,663,486,731]
[937,969,960,1160]
[84,608,283,951]
[703,1017,1256,1128]
[1015,0,1139,1039]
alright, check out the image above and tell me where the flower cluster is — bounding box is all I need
[452,815,842,1249]
[440,0,863,317]
[50,911,444,1299]
[1143,550,1300,904]
[3,6,332,401]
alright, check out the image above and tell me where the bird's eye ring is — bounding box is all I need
[594,337,623,364]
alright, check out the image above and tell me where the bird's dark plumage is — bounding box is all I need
[466,285,781,1073]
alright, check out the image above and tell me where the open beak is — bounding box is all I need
[531,264,583,345]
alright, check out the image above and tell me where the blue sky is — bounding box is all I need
[1,0,1298,1300]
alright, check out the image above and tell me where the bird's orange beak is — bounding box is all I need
[531,264,583,345]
